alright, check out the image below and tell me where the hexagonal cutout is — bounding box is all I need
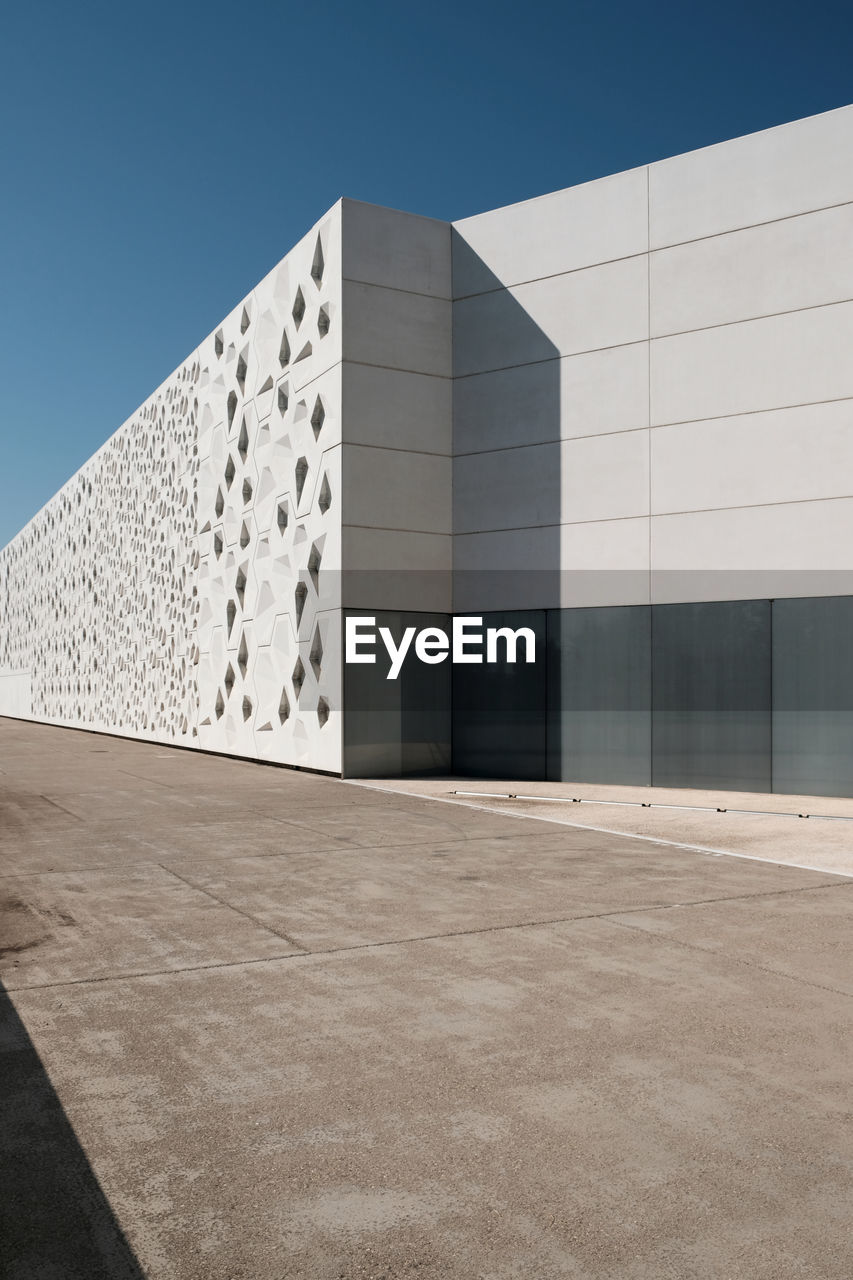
[236,567,247,608]
[277,382,289,415]
[276,501,289,533]
[224,455,236,489]
[224,663,235,697]
[227,390,238,428]
[236,352,248,394]
[317,305,330,338]
[239,520,251,550]
[238,418,249,461]
[238,633,249,678]
[214,330,224,358]
[279,330,291,368]
[213,531,223,558]
[226,599,237,634]
[215,487,224,518]
[242,477,253,505]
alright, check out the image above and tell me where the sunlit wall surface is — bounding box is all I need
[3,105,853,794]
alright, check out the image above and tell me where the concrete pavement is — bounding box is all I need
[1,718,852,1278]
[364,777,853,879]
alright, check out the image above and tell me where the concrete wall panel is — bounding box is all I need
[454,255,648,378]
[453,443,561,535]
[651,202,853,337]
[343,363,452,455]
[453,166,648,296]
[650,300,853,426]
[561,431,650,526]
[342,527,452,614]
[649,104,853,247]
[651,499,853,603]
[454,342,648,455]
[453,519,649,611]
[343,281,452,377]
[343,445,452,535]
[454,430,648,537]
[651,400,853,516]
[342,199,451,298]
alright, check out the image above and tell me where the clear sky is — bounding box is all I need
[2,0,852,547]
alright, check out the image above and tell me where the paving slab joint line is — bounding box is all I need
[0,830,535,883]
[605,914,853,1002]
[344,781,853,881]
[7,879,850,993]
[116,768,182,792]
[158,862,308,951]
[38,794,84,821]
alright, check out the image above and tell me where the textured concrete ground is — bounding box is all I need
[365,778,853,878]
[1,719,852,1279]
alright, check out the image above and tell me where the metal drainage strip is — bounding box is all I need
[450,792,853,823]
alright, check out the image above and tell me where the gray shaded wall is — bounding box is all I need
[451,610,548,779]
[342,609,451,778]
[449,598,853,797]
[547,606,652,786]
[651,601,772,793]
[772,596,853,798]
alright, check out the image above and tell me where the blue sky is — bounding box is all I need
[2,0,852,547]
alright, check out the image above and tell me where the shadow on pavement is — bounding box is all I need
[0,978,146,1279]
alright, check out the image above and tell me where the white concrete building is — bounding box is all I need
[3,103,853,794]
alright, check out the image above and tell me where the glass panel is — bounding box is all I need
[452,610,547,779]
[547,606,651,784]
[343,610,452,777]
[772,596,853,798]
[652,600,772,792]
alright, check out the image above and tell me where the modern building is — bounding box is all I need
[3,103,853,795]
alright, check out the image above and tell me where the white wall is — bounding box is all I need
[451,167,650,609]
[0,671,32,719]
[451,103,853,608]
[0,198,455,771]
[649,106,853,601]
[0,207,345,772]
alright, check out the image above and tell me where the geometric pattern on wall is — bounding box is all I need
[0,209,342,773]
[194,212,342,771]
[0,363,200,742]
